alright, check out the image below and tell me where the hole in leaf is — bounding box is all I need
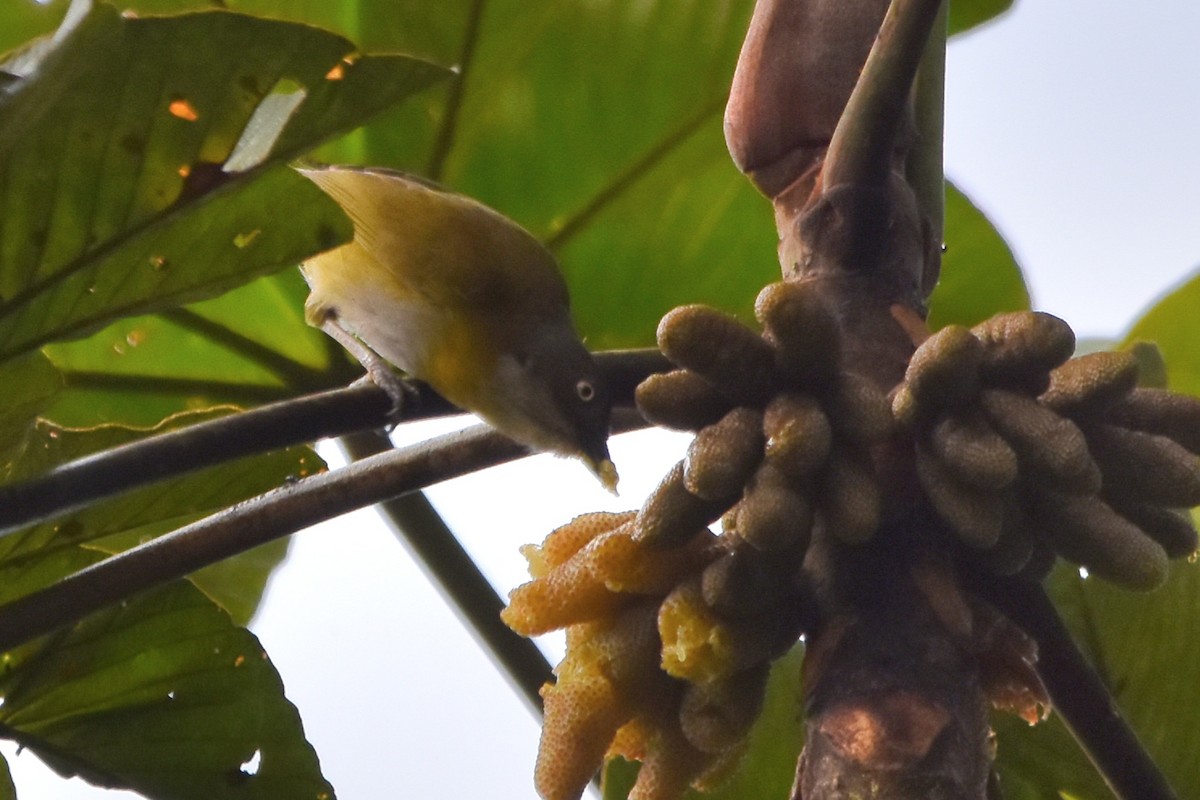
[222,78,307,173]
[168,98,199,122]
[240,749,262,776]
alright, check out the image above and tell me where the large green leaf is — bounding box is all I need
[985,265,1200,798]
[0,0,69,59]
[0,408,322,624]
[1043,557,1200,799]
[0,575,332,800]
[41,271,348,428]
[359,0,771,346]
[990,267,1200,798]
[927,181,1030,330]
[555,119,778,349]
[3,3,1137,800]
[0,757,13,800]
[0,405,327,796]
[0,352,62,465]
[0,2,448,364]
[992,708,1111,800]
[11,1,772,354]
[335,0,1019,346]
[948,0,1014,36]
[1065,278,1200,797]
[7,0,1027,373]
[1121,269,1200,397]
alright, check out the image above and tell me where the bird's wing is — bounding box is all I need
[299,165,571,320]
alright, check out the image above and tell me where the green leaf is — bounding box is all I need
[42,271,346,428]
[555,120,778,349]
[992,708,1110,800]
[602,757,639,800]
[0,3,449,364]
[1044,556,1200,799]
[948,0,1014,37]
[1127,341,1169,389]
[0,755,14,800]
[0,409,322,623]
[324,1,772,347]
[927,181,1030,330]
[187,538,292,628]
[0,579,334,800]
[0,0,68,58]
[1121,268,1200,397]
[602,645,805,800]
[697,645,805,800]
[0,352,63,466]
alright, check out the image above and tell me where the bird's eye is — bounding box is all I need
[576,380,595,402]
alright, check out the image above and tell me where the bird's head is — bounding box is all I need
[484,321,618,492]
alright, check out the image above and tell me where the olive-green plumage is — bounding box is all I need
[299,165,616,489]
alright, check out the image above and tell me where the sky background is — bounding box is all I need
[5,1,1200,798]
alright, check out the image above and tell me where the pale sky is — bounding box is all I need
[6,1,1199,798]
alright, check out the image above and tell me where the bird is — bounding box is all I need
[297,165,618,491]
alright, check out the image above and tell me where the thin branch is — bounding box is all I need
[342,431,552,716]
[0,349,666,539]
[543,98,725,253]
[426,0,487,181]
[970,571,1178,800]
[158,307,328,388]
[0,424,524,652]
[0,381,403,536]
[0,409,649,653]
[597,347,672,403]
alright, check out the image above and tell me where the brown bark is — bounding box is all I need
[726,2,992,798]
[724,2,1181,799]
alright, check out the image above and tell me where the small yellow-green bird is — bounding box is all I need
[298,165,617,491]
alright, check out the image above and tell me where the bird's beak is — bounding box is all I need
[583,455,620,495]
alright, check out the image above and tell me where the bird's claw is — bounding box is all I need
[324,316,412,421]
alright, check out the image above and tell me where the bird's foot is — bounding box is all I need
[322,317,413,419]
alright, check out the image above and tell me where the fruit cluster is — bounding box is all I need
[504,281,895,800]
[898,313,1200,588]
[502,509,764,800]
[505,285,1200,800]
